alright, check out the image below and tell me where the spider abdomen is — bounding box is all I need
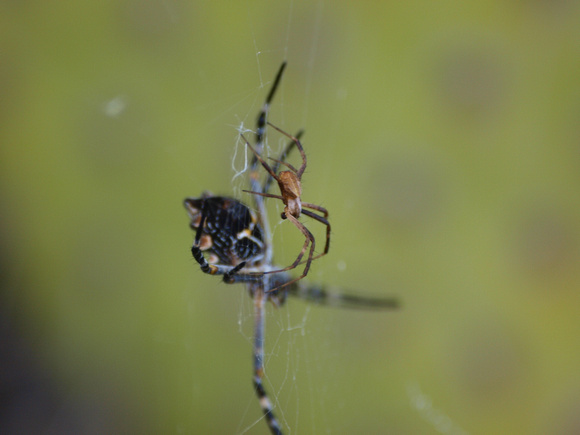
[184,195,265,266]
[278,171,301,199]
[277,171,302,217]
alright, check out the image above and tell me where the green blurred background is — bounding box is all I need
[2,1,580,434]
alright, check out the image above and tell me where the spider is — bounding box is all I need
[184,62,399,435]
[239,122,331,292]
[183,193,265,280]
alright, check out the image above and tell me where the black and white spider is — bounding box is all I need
[184,62,399,435]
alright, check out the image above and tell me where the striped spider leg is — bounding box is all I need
[286,277,400,310]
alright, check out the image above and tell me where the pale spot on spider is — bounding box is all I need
[199,234,212,250]
[237,229,253,240]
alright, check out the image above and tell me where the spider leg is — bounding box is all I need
[267,122,307,178]
[190,245,254,279]
[242,190,285,201]
[253,62,286,171]
[252,282,284,435]
[263,130,303,194]
[261,207,331,289]
[190,199,214,274]
[194,199,209,245]
[240,213,313,288]
[301,205,331,260]
[241,133,279,181]
[287,281,400,310]
[224,261,246,278]
[267,157,298,174]
[301,202,329,218]
[265,213,316,293]
[190,245,212,274]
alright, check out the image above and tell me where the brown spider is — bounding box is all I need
[240,122,331,291]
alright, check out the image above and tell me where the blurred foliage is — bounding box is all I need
[2,1,580,434]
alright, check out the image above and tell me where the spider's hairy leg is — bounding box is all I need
[193,198,209,246]
[257,62,287,132]
[230,215,314,292]
[287,281,400,310]
[301,205,331,260]
[265,214,316,293]
[264,62,287,106]
[241,191,285,201]
[189,245,250,278]
[263,130,304,194]
[222,261,246,283]
[190,245,212,274]
[301,202,329,219]
[188,197,214,274]
[241,133,279,180]
[267,157,298,174]
[266,122,307,178]
[252,282,284,435]
[253,62,287,172]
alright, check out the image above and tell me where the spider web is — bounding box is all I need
[184,2,466,434]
